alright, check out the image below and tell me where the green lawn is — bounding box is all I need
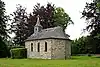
[0,56,100,67]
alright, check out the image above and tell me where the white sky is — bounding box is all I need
[3,0,91,40]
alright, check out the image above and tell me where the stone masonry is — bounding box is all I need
[25,39,71,59]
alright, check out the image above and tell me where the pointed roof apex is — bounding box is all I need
[35,15,42,27]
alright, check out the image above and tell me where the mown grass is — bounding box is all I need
[0,56,100,67]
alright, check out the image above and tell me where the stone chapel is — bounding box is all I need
[25,16,71,59]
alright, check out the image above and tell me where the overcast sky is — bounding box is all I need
[3,0,91,40]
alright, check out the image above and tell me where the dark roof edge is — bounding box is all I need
[25,38,71,41]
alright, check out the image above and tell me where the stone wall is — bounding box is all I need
[25,39,52,59]
[51,39,70,59]
[65,40,71,59]
[51,39,71,59]
[25,39,71,59]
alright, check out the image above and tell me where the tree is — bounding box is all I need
[53,7,73,30]
[0,0,8,41]
[71,36,87,55]
[10,4,28,46]
[82,0,99,31]
[81,0,100,36]
[81,0,100,54]
[0,0,9,57]
[71,36,96,55]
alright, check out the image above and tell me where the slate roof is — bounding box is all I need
[26,26,70,41]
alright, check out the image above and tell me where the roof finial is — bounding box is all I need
[36,15,41,26]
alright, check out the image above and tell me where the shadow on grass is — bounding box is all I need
[70,57,83,60]
[70,57,79,60]
[94,56,100,58]
[70,56,98,60]
[92,54,100,58]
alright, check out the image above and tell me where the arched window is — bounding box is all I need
[45,42,47,52]
[37,42,40,52]
[31,43,33,51]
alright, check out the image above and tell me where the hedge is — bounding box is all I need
[10,48,27,59]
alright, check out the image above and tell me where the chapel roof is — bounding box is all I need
[26,26,70,41]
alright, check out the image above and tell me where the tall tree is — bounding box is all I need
[0,0,8,40]
[0,0,9,57]
[10,4,28,46]
[81,0,100,33]
[81,0,100,53]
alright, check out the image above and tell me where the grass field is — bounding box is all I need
[0,56,100,67]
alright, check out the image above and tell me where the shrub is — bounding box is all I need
[71,44,79,55]
[8,46,25,58]
[10,48,27,59]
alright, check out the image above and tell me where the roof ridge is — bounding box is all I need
[42,26,61,31]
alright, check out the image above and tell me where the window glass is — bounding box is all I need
[45,42,47,52]
[37,42,40,52]
[31,43,33,51]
